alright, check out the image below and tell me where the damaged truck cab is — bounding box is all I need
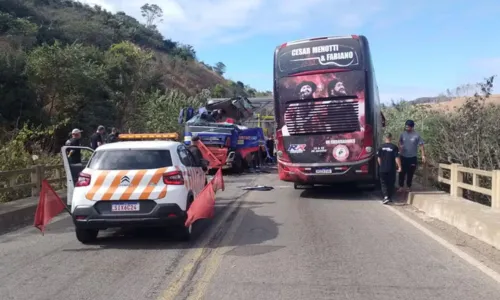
[183,96,266,173]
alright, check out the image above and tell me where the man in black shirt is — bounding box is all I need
[65,128,83,185]
[90,125,105,150]
[377,133,402,204]
[188,136,205,168]
[65,128,83,164]
[106,127,119,143]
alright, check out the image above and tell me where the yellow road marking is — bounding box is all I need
[186,201,249,300]
[158,180,257,300]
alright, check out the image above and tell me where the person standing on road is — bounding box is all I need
[90,125,105,150]
[398,120,426,192]
[377,133,402,204]
[65,128,83,185]
[65,128,83,164]
[188,136,204,167]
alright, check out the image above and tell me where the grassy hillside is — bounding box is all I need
[424,94,500,111]
[0,0,272,175]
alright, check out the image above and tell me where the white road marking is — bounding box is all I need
[383,203,500,285]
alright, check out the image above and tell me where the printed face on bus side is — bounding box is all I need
[330,81,346,96]
[299,85,313,99]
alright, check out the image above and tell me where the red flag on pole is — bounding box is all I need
[33,180,68,235]
[212,168,224,192]
[185,181,215,227]
[185,168,226,227]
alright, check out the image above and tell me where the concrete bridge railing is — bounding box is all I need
[0,165,66,201]
[436,163,500,208]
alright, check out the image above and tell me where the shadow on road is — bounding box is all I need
[61,200,278,252]
[299,184,379,201]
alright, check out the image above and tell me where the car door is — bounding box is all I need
[60,146,94,206]
[177,145,194,192]
[184,147,206,194]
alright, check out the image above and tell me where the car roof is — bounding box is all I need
[95,140,182,151]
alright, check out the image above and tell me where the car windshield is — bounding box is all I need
[87,149,173,170]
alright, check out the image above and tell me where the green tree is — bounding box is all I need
[104,41,158,130]
[211,84,226,98]
[25,41,112,145]
[214,62,226,75]
[140,3,163,28]
[136,89,207,133]
[0,12,38,48]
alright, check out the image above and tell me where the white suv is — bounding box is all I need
[61,140,206,244]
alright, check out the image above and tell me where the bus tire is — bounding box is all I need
[76,228,98,244]
[365,180,380,191]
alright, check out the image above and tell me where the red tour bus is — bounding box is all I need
[273,35,385,189]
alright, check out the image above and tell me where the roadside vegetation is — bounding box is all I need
[0,0,271,173]
[383,76,499,205]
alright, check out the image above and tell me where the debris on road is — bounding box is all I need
[241,185,274,191]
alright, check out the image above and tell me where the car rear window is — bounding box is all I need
[88,150,173,170]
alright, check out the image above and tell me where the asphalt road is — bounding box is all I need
[1,171,500,300]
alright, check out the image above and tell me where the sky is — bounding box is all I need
[80,0,500,102]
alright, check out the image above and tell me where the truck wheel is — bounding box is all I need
[76,228,98,244]
[232,153,244,174]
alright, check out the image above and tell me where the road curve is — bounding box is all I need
[1,171,500,300]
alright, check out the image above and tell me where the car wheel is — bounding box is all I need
[178,196,194,242]
[178,224,193,241]
[75,228,98,244]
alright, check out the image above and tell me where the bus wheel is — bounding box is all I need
[365,180,380,191]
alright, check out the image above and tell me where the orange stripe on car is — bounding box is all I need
[85,171,108,200]
[101,170,128,200]
[139,168,167,200]
[158,186,168,199]
[120,170,147,200]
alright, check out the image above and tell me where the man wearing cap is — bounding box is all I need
[90,125,105,150]
[398,120,426,192]
[65,129,83,164]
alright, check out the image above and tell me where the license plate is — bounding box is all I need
[315,168,332,174]
[111,202,140,212]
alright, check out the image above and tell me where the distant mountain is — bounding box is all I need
[409,95,452,104]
